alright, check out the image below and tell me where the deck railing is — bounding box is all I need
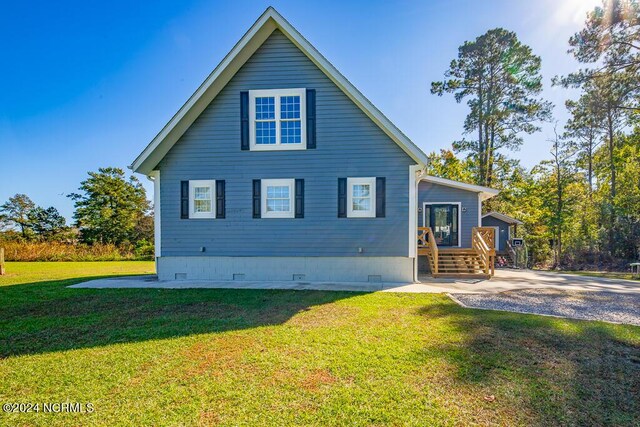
[474,227,496,251]
[418,227,495,277]
[506,240,518,267]
[472,227,495,276]
[417,227,438,275]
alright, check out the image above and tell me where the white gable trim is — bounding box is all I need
[420,175,499,200]
[130,7,427,175]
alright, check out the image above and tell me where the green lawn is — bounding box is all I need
[554,270,639,281]
[1,262,639,426]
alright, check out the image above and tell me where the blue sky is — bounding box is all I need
[1,0,599,220]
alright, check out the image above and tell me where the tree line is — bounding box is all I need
[0,167,153,258]
[429,0,639,269]
[2,1,638,269]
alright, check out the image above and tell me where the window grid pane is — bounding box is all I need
[280,96,301,119]
[194,200,211,213]
[255,97,275,120]
[194,187,210,200]
[353,184,370,198]
[281,120,301,144]
[352,197,371,211]
[256,121,276,145]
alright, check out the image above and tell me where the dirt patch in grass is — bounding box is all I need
[181,334,260,378]
[299,368,337,391]
[198,409,221,425]
[284,303,361,330]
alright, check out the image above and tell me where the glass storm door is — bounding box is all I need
[425,204,459,246]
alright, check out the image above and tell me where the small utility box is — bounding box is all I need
[511,238,524,248]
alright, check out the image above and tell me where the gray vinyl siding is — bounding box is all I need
[481,216,510,251]
[157,30,415,257]
[417,181,480,248]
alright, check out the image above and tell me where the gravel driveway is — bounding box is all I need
[452,288,640,326]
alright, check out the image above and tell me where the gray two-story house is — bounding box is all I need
[131,7,499,283]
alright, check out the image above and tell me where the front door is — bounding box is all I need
[424,204,459,246]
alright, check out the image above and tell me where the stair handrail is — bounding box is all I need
[418,227,438,275]
[473,227,497,254]
[506,240,518,267]
[472,227,492,276]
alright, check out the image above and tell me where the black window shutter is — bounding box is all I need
[252,179,261,218]
[337,178,347,218]
[295,179,304,218]
[306,89,316,149]
[240,91,249,150]
[376,177,386,218]
[216,180,225,219]
[180,181,189,219]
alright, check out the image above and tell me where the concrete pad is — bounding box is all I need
[68,269,640,295]
[69,275,415,293]
[431,269,640,294]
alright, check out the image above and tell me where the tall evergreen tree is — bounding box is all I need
[565,0,640,109]
[431,28,552,187]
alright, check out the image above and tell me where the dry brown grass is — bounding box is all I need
[0,241,147,261]
[299,368,337,391]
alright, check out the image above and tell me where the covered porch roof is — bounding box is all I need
[420,175,499,201]
[482,212,523,225]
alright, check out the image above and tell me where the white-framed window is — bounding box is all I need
[189,180,216,219]
[261,179,295,218]
[347,177,376,218]
[249,89,306,150]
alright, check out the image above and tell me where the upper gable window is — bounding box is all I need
[249,89,306,150]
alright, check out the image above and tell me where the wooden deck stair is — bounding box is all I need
[425,249,490,278]
[418,227,496,279]
[496,250,514,268]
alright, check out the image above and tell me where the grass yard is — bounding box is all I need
[1,262,639,426]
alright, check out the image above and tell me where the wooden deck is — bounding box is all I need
[418,227,496,279]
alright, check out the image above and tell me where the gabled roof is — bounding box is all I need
[420,175,499,200]
[482,212,523,225]
[130,6,428,175]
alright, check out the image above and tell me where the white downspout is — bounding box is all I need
[147,171,161,273]
[410,165,428,283]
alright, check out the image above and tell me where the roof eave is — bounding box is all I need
[130,10,278,175]
[420,175,499,200]
[481,212,523,224]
